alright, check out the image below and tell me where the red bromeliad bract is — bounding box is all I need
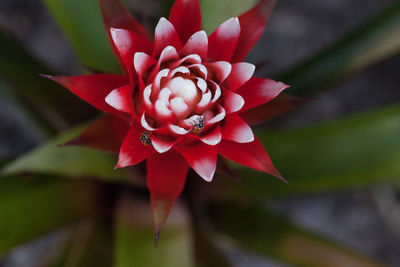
[46,0,289,239]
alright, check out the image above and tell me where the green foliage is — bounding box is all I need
[281,2,400,96]
[1,125,133,183]
[47,219,114,267]
[210,202,384,267]
[42,0,120,73]
[216,104,400,197]
[200,0,257,33]
[0,31,95,133]
[114,195,194,267]
[214,105,400,196]
[0,176,96,255]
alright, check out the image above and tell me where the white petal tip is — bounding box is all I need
[200,171,215,182]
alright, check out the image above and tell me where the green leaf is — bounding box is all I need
[210,202,384,267]
[42,0,119,73]
[1,125,134,183]
[0,31,96,133]
[216,104,400,197]
[45,218,113,267]
[114,195,194,267]
[280,2,400,96]
[200,0,257,33]
[0,176,98,255]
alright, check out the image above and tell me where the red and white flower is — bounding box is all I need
[46,0,290,237]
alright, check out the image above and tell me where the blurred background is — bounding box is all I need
[0,0,400,266]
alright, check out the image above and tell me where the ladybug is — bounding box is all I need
[140,131,152,146]
[191,117,204,135]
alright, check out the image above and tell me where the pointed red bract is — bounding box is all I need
[116,121,155,168]
[110,28,153,79]
[134,52,157,79]
[105,84,134,115]
[180,31,208,61]
[44,74,128,115]
[176,141,217,182]
[99,0,151,71]
[222,89,245,113]
[199,125,222,146]
[153,18,182,58]
[99,0,150,39]
[62,114,129,152]
[206,62,232,83]
[151,134,176,154]
[221,115,254,143]
[237,77,289,110]
[169,0,202,44]
[218,137,284,181]
[223,62,255,91]
[208,17,241,62]
[232,0,277,62]
[147,151,189,236]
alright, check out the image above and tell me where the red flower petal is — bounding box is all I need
[208,17,241,62]
[99,0,151,71]
[147,151,189,238]
[232,0,277,62]
[99,0,150,38]
[61,114,129,152]
[151,134,176,154]
[134,52,157,80]
[223,62,255,91]
[105,84,134,115]
[44,74,128,115]
[148,47,180,83]
[222,89,245,113]
[153,18,182,58]
[180,31,208,61]
[110,28,153,78]
[241,93,310,125]
[237,77,289,110]
[169,0,202,44]
[116,121,155,168]
[206,62,232,84]
[218,137,284,181]
[199,125,222,146]
[176,141,217,182]
[221,115,254,143]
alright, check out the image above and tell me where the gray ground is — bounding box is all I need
[0,0,400,266]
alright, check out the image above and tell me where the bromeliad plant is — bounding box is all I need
[2,0,400,265]
[44,0,288,238]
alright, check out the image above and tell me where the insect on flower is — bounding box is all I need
[140,131,152,146]
[190,116,204,134]
[45,0,291,240]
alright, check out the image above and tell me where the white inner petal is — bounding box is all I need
[169,124,189,135]
[143,85,153,106]
[196,78,207,92]
[158,87,172,103]
[167,77,198,106]
[197,91,212,109]
[155,99,172,117]
[170,97,190,118]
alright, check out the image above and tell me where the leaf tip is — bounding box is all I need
[39,73,52,79]
[154,232,160,249]
[275,171,288,184]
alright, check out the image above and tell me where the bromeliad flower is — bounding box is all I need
[45,0,289,238]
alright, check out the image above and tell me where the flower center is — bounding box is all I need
[166,77,198,106]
